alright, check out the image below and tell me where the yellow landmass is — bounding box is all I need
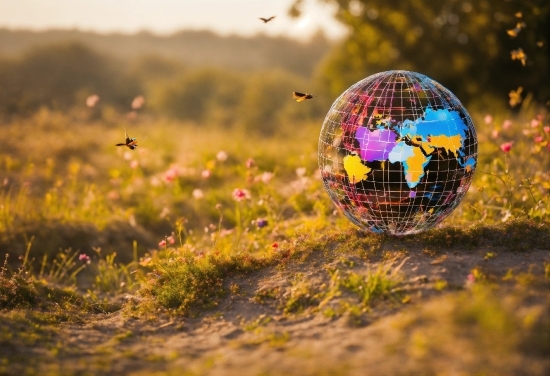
[343,154,371,183]
[419,141,435,154]
[427,135,462,157]
[405,147,428,185]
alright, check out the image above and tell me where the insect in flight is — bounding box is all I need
[115,127,139,150]
[292,92,315,102]
[259,16,275,23]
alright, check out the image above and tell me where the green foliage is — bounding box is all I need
[308,0,549,106]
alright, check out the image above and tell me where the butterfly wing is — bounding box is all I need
[293,92,306,102]
[293,92,313,102]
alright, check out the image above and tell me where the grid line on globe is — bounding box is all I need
[318,70,478,235]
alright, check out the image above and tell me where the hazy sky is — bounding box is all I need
[0,0,347,40]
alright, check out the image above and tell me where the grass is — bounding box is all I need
[0,102,548,374]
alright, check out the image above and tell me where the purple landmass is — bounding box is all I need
[355,127,398,162]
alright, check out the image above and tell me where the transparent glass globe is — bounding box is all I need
[319,70,478,235]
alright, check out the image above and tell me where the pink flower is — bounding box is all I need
[271,242,279,248]
[530,119,539,128]
[86,94,100,108]
[246,158,255,169]
[491,129,499,138]
[500,142,513,153]
[131,95,145,110]
[256,172,273,184]
[534,135,544,143]
[465,273,475,288]
[544,126,550,134]
[158,240,167,247]
[167,235,175,245]
[484,115,493,124]
[79,254,91,264]
[502,120,512,129]
[201,169,211,179]
[232,188,251,202]
[216,151,228,162]
[130,160,139,169]
[164,167,178,182]
[107,190,120,200]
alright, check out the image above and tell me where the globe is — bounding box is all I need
[318,70,478,235]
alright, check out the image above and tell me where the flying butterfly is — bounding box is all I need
[259,16,275,23]
[292,91,315,102]
[115,127,139,150]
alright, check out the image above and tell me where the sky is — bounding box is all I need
[0,0,348,40]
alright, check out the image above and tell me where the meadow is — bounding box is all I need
[0,96,549,375]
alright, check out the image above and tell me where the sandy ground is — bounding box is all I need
[2,245,549,376]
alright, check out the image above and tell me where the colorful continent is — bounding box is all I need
[343,154,371,183]
[403,147,432,188]
[352,107,471,188]
[355,127,398,162]
[427,134,462,157]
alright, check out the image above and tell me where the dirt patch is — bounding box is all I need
[2,245,548,376]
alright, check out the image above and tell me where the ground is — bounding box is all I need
[2,230,549,376]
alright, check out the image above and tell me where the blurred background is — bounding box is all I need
[0,0,548,260]
[0,0,547,122]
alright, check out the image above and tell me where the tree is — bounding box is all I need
[295,0,549,106]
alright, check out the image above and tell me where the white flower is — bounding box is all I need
[192,189,204,200]
[296,167,307,177]
[216,150,228,162]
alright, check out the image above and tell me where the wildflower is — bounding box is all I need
[150,176,161,187]
[216,151,228,162]
[158,240,167,247]
[131,95,145,110]
[271,242,279,248]
[232,188,251,202]
[491,129,499,138]
[257,171,273,184]
[215,203,222,210]
[246,158,255,168]
[534,135,544,143]
[465,273,475,287]
[500,142,513,153]
[484,115,493,124]
[544,126,550,134]
[164,167,178,182]
[167,234,176,245]
[502,120,512,129]
[192,188,204,199]
[107,190,120,200]
[126,111,137,121]
[296,167,307,177]
[530,119,539,128]
[201,169,211,179]
[123,151,133,160]
[255,218,268,228]
[79,254,91,264]
[86,94,100,108]
[130,160,139,169]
